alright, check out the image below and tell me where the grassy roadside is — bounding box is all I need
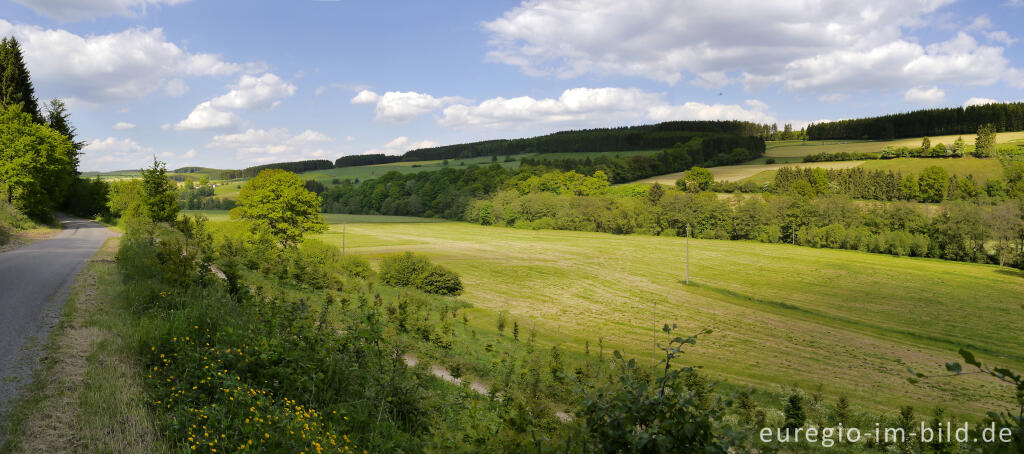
[0,237,166,453]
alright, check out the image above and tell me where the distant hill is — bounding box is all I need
[401,120,766,161]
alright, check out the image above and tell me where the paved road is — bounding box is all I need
[0,217,117,425]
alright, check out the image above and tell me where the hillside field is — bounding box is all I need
[186,210,1024,417]
[764,131,1024,159]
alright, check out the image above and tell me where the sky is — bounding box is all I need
[1,0,1023,172]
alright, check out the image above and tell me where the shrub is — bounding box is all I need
[418,266,463,296]
[294,238,343,289]
[340,255,373,279]
[378,252,464,295]
[379,252,432,288]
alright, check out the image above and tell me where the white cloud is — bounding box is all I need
[164,78,189,97]
[182,148,197,159]
[0,20,241,104]
[760,33,1007,92]
[209,73,296,111]
[818,93,850,103]
[438,87,663,128]
[350,90,381,104]
[483,1,1022,94]
[351,90,467,122]
[984,30,1018,46]
[315,85,327,96]
[12,0,190,22]
[435,87,777,128]
[1006,68,1024,89]
[174,73,295,131]
[112,121,136,130]
[964,97,998,107]
[81,137,154,169]
[648,102,775,123]
[174,101,243,131]
[363,136,439,156]
[904,86,946,104]
[345,135,355,142]
[206,128,336,164]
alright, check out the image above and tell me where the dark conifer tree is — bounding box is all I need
[0,37,42,122]
[44,98,83,173]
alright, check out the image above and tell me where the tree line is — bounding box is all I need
[0,36,94,221]
[217,159,334,180]
[335,153,403,167]
[519,136,764,183]
[807,102,1024,140]
[321,135,764,216]
[402,121,766,161]
[465,182,1024,267]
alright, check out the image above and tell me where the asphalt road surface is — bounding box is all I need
[0,217,117,426]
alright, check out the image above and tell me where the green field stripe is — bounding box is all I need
[686,281,1024,364]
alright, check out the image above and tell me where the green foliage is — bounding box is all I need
[921,137,931,155]
[339,255,373,279]
[0,37,41,121]
[577,327,762,453]
[0,105,75,220]
[43,98,82,170]
[679,166,715,192]
[321,164,511,219]
[140,158,180,223]
[918,165,950,203]
[511,170,610,196]
[974,124,997,158]
[292,238,344,289]
[402,120,766,161]
[378,252,463,295]
[646,182,665,205]
[807,102,1024,140]
[106,179,146,219]
[231,169,326,247]
[61,177,110,218]
[783,392,806,432]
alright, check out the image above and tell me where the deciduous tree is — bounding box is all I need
[231,169,326,247]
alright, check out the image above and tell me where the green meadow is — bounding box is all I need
[195,213,1023,417]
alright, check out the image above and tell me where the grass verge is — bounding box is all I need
[0,237,166,453]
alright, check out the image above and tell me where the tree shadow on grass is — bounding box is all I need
[994,268,1024,279]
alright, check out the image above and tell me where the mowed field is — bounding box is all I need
[630,132,1024,186]
[244,215,1024,417]
[634,161,864,185]
[765,131,1024,159]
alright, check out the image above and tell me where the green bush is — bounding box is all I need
[379,252,464,296]
[294,238,343,289]
[418,266,463,296]
[340,255,373,279]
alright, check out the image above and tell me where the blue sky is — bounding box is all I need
[2,0,1023,171]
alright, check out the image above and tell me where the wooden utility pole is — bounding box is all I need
[685,224,690,285]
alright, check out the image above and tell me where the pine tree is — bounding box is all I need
[0,37,42,122]
[44,98,83,173]
[783,393,806,433]
[141,158,180,223]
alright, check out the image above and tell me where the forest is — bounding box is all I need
[335,153,403,167]
[401,121,766,161]
[807,102,1024,140]
[217,159,335,180]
